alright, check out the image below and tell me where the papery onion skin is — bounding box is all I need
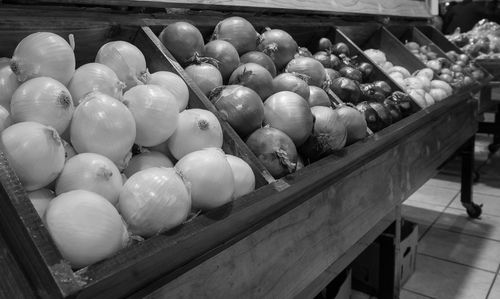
[175,148,234,210]
[124,85,179,147]
[285,57,326,87]
[0,105,11,132]
[95,41,148,91]
[124,151,174,178]
[211,16,258,55]
[204,40,240,82]
[226,154,255,199]
[1,122,65,191]
[10,32,75,85]
[228,62,274,100]
[68,63,124,106]
[119,167,191,237]
[184,63,223,96]
[239,51,277,77]
[336,105,368,145]
[61,139,76,161]
[0,58,19,111]
[70,92,136,167]
[148,71,189,112]
[264,91,313,147]
[28,188,55,218]
[167,108,223,160]
[246,127,298,178]
[209,85,264,137]
[11,77,74,134]
[55,153,123,206]
[147,140,177,162]
[257,29,298,70]
[45,190,128,268]
[272,73,310,100]
[307,86,331,107]
[159,22,205,66]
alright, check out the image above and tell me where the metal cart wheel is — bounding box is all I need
[462,202,483,219]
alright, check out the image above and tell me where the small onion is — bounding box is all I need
[336,105,368,145]
[299,106,347,162]
[0,58,19,110]
[246,127,298,178]
[204,40,240,82]
[55,153,123,206]
[307,86,331,107]
[226,154,255,199]
[228,62,274,100]
[159,22,205,66]
[1,122,65,191]
[148,71,189,112]
[11,77,74,134]
[211,16,258,55]
[28,188,55,218]
[167,109,223,160]
[45,190,128,268]
[119,167,191,237]
[285,57,326,87]
[209,85,264,137]
[10,32,75,85]
[272,73,310,100]
[184,63,223,96]
[264,91,313,147]
[124,85,179,147]
[70,92,136,167]
[124,151,174,178]
[68,63,125,105]
[257,29,298,70]
[175,148,234,210]
[239,51,277,77]
[95,41,148,91]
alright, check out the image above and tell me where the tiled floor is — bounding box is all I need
[401,133,500,299]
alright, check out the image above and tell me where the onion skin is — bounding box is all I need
[285,57,326,87]
[313,51,333,68]
[246,127,298,178]
[229,62,274,100]
[226,154,255,199]
[0,58,19,111]
[211,16,258,55]
[239,51,277,77]
[330,77,361,104]
[263,91,313,147]
[336,105,368,145]
[119,167,191,237]
[124,151,173,178]
[1,122,65,191]
[159,22,205,66]
[257,29,298,70]
[148,71,189,112]
[10,32,75,85]
[45,190,128,268]
[209,85,264,138]
[356,101,385,132]
[185,63,223,96]
[28,188,55,218]
[307,86,331,107]
[272,73,310,100]
[204,40,240,82]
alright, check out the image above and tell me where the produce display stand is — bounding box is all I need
[0,2,486,298]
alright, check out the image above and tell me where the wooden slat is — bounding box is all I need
[31,0,431,18]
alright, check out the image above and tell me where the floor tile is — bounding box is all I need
[405,185,459,207]
[418,227,500,272]
[451,192,500,217]
[473,181,500,197]
[402,201,447,238]
[488,275,500,299]
[434,207,500,241]
[400,289,434,299]
[404,254,495,299]
[424,174,461,191]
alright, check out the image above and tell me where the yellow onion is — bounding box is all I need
[148,71,189,111]
[0,58,19,111]
[226,154,255,199]
[124,151,174,178]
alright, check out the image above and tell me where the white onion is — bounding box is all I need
[68,63,125,106]
[1,122,65,191]
[123,85,179,147]
[226,154,255,199]
[70,92,136,167]
[11,77,74,134]
[55,153,123,205]
[124,151,173,178]
[148,71,189,111]
[175,148,234,210]
[0,58,19,111]
[147,139,177,162]
[45,190,128,268]
[28,188,55,218]
[119,167,191,237]
[0,105,11,132]
[10,32,75,85]
[167,109,223,160]
[95,41,148,91]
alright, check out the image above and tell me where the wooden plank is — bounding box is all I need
[31,0,431,18]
